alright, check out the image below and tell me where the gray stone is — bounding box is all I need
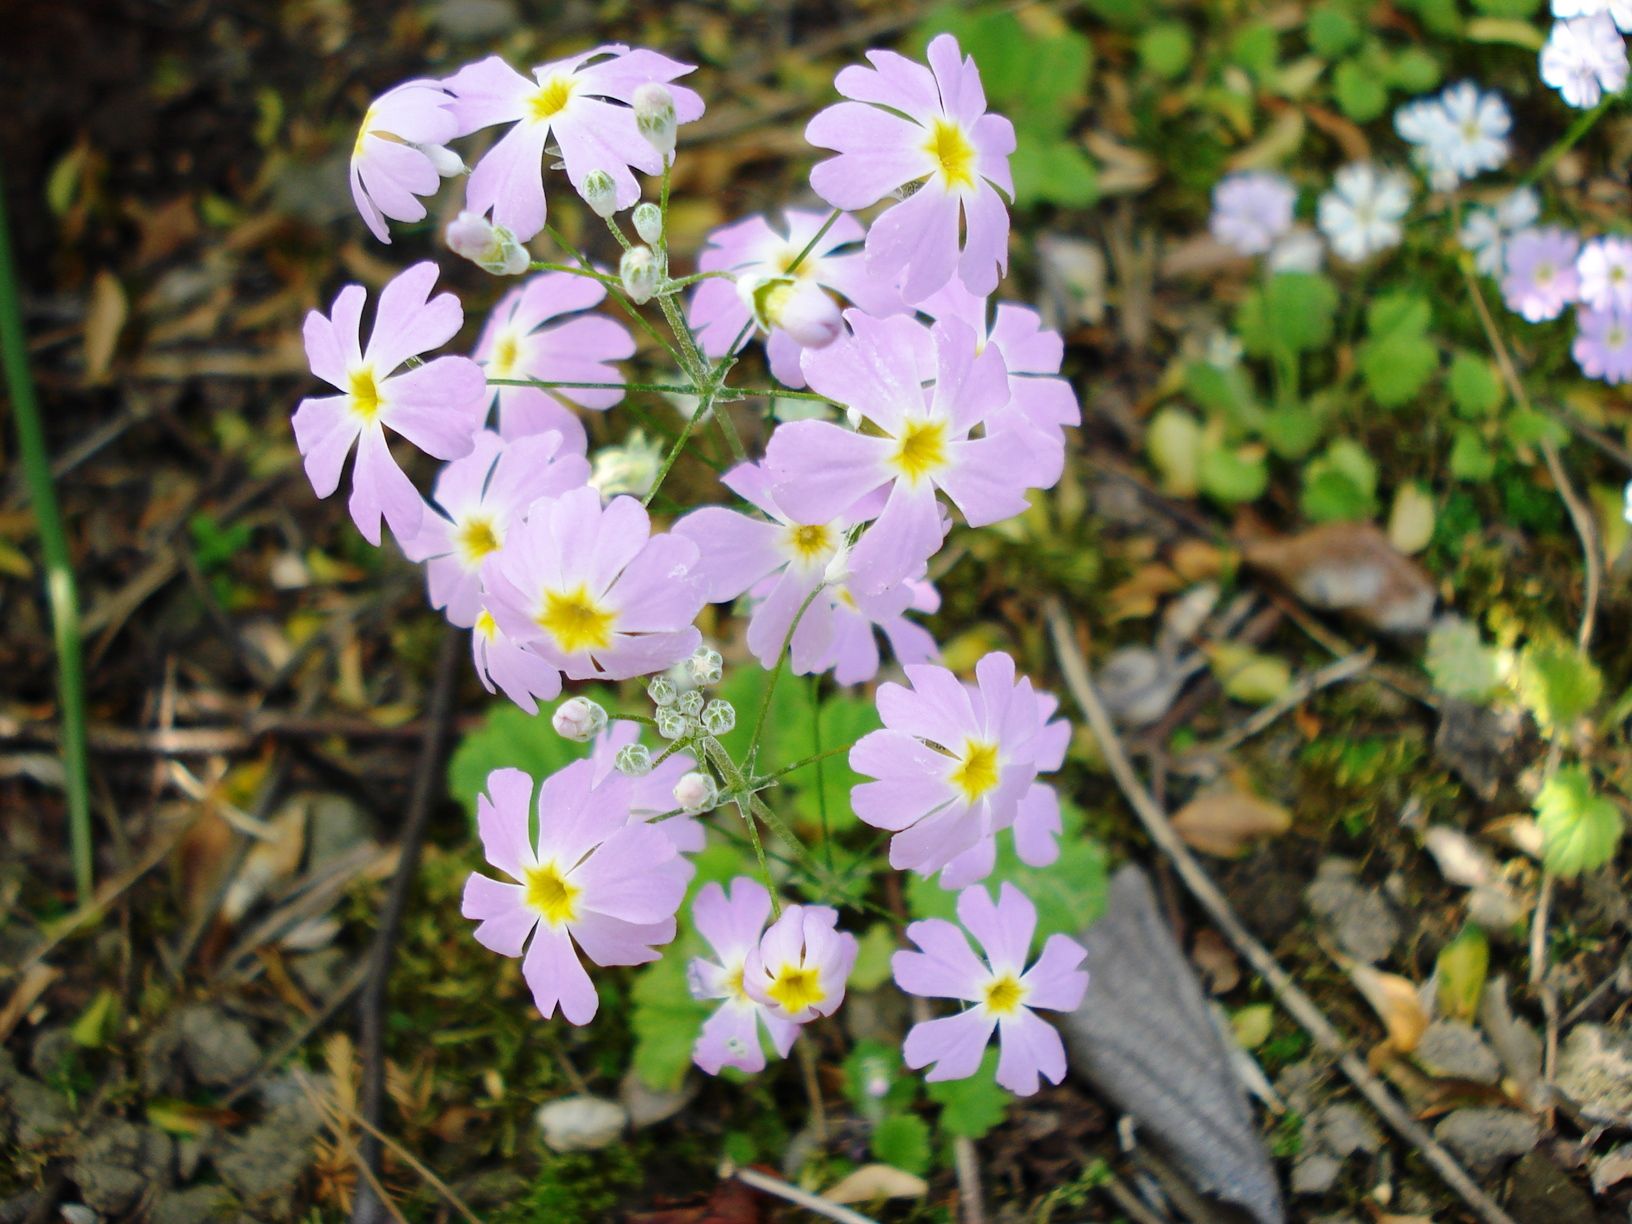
[1432,1108,1539,1171]
[2,1070,74,1148]
[214,1089,322,1218]
[619,1069,694,1130]
[150,1184,231,1224]
[1312,1102,1381,1159]
[178,1005,261,1088]
[1304,860,1401,964]
[0,1191,47,1224]
[306,793,372,865]
[535,1095,626,1152]
[1414,1020,1502,1084]
[69,1121,173,1215]
[1290,1151,1344,1196]
[1555,1024,1632,1122]
[1504,1150,1594,1224]
[29,1026,76,1079]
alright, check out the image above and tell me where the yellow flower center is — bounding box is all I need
[775,247,819,278]
[982,972,1027,1016]
[785,523,833,565]
[924,118,977,191]
[766,963,826,1015]
[949,739,1000,803]
[725,964,750,1002]
[529,75,575,122]
[349,368,383,422]
[890,418,949,485]
[523,862,580,926]
[457,516,502,565]
[475,610,498,639]
[537,584,616,653]
[491,331,522,377]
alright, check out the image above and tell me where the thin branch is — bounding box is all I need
[1045,601,1519,1224]
[728,1165,881,1224]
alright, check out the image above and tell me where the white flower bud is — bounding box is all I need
[633,83,677,158]
[620,246,659,304]
[687,646,724,686]
[701,699,735,735]
[656,706,690,741]
[822,535,852,587]
[677,689,704,717]
[446,211,530,276]
[589,429,664,499]
[673,771,718,814]
[614,743,653,777]
[552,696,607,742]
[747,277,843,348]
[647,674,678,707]
[581,169,618,219]
[417,142,467,178]
[631,203,663,245]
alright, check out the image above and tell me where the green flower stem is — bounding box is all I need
[608,712,657,726]
[642,388,715,507]
[728,387,838,405]
[1524,92,1622,187]
[752,742,852,786]
[713,397,749,463]
[788,208,842,273]
[0,167,93,902]
[700,735,781,915]
[744,583,826,769]
[527,260,619,285]
[545,222,690,374]
[485,377,697,395]
[810,676,833,871]
[661,270,737,290]
[655,285,711,389]
[602,214,634,252]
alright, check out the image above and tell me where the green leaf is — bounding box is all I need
[1507,410,1569,447]
[1238,273,1339,358]
[1199,444,1269,505]
[1472,0,1540,15]
[1263,404,1323,460]
[1359,293,1438,408]
[1184,361,1265,433]
[1436,924,1490,1020]
[1148,408,1204,496]
[1425,618,1503,701]
[849,923,899,992]
[1230,22,1280,81]
[447,697,618,825]
[1449,427,1497,481]
[1535,767,1623,877]
[1334,58,1388,120]
[927,1050,1010,1138]
[629,950,710,1092]
[1448,352,1503,417]
[1300,439,1379,522]
[1139,22,1194,79]
[1385,46,1442,92]
[906,802,1107,945]
[871,1113,933,1176]
[1010,136,1098,208]
[1515,640,1603,735]
[1308,6,1360,56]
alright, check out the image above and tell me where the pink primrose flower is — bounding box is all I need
[482,485,705,683]
[292,262,486,546]
[686,210,903,388]
[351,81,462,244]
[1574,306,1632,383]
[765,311,1037,594]
[893,882,1087,1096]
[687,878,801,1074]
[471,606,562,713]
[461,762,693,1024]
[445,47,704,242]
[743,902,858,1025]
[1502,226,1581,322]
[403,429,589,628]
[1209,172,1296,256]
[807,34,1016,302]
[475,272,636,454]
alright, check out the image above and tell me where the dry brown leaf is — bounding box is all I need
[1171,789,1291,857]
[83,269,128,384]
[0,963,62,1043]
[1107,563,1182,622]
[1242,523,1436,634]
[1348,963,1429,1054]
[1225,107,1305,170]
[822,1164,927,1205]
[1302,103,1372,163]
[1191,928,1241,994]
[222,797,306,922]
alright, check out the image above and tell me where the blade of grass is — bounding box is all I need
[0,165,93,903]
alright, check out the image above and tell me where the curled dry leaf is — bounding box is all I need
[1242,523,1436,635]
[822,1164,928,1204]
[1171,789,1292,858]
[84,269,128,384]
[1347,962,1429,1054]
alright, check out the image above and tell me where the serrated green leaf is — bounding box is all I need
[1011,137,1099,207]
[1199,444,1269,505]
[926,1049,1010,1137]
[1301,439,1379,521]
[1385,46,1442,91]
[850,923,899,992]
[1535,767,1623,877]
[1238,273,1339,358]
[1308,6,1360,56]
[1139,22,1194,79]
[1425,618,1503,701]
[629,951,710,1092]
[1334,58,1388,120]
[1448,352,1503,417]
[447,694,619,825]
[1515,641,1603,735]
[871,1113,933,1175]
[1449,427,1497,481]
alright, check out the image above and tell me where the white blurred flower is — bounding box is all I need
[1317,163,1412,262]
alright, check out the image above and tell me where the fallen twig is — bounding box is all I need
[351,628,462,1224]
[1046,600,1519,1224]
[726,1164,880,1224]
[1198,648,1374,756]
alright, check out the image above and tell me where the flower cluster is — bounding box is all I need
[1539,4,1629,109]
[292,34,1091,1101]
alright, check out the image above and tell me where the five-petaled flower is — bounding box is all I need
[445,46,704,242]
[807,33,1016,302]
[743,903,857,1025]
[483,485,705,686]
[404,429,589,628]
[350,81,463,244]
[292,262,487,546]
[849,652,1064,884]
[893,882,1088,1096]
[688,878,800,1074]
[766,312,1039,594]
[461,763,693,1024]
